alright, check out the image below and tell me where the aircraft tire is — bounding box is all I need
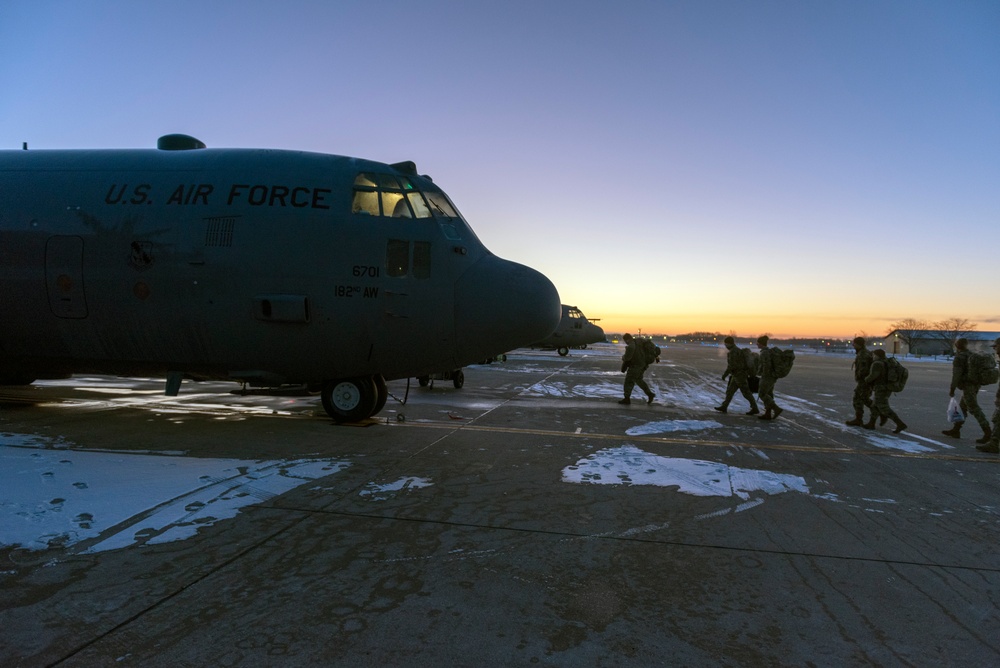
[452,370,465,389]
[558,347,569,356]
[321,377,378,422]
[418,376,430,387]
[371,374,388,416]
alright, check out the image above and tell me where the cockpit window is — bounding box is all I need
[382,192,412,218]
[407,192,431,218]
[352,172,457,221]
[568,308,583,319]
[423,191,458,219]
[352,190,380,216]
[354,173,378,188]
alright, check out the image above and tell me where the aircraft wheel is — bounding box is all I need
[321,377,377,422]
[452,370,465,389]
[558,347,569,356]
[418,376,430,387]
[371,374,388,416]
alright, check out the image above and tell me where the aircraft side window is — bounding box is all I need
[413,241,431,279]
[407,192,432,218]
[376,174,401,189]
[439,223,461,241]
[383,192,412,219]
[386,239,409,277]
[352,190,380,216]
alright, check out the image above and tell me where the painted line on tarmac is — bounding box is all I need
[388,420,1000,464]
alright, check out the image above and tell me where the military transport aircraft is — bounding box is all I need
[0,134,561,422]
[529,304,606,356]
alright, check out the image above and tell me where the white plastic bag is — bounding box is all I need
[947,396,964,424]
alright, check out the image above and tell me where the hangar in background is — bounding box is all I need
[883,330,1000,356]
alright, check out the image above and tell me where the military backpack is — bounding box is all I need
[641,338,661,365]
[968,351,999,385]
[741,347,759,376]
[771,348,795,378]
[885,357,908,392]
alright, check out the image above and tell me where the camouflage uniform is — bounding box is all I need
[756,343,782,419]
[620,335,654,404]
[715,342,759,415]
[863,355,906,433]
[943,347,990,439]
[847,341,873,426]
[985,381,1000,454]
[977,339,1000,454]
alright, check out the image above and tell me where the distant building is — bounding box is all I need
[883,330,1000,356]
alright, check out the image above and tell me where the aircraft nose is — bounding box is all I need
[454,256,561,362]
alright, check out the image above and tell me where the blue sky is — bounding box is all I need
[2,0,997,337]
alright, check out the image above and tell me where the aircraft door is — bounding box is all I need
[378,238,456,373]
[45,235,88,319]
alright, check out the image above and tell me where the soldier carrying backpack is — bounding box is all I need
[863,349,907,433]
[846,336,875,427]
[976,338,1000,454]
[618,333,655,406]
[755,335,785,420]
[941,338,992,444]
[714,336,760,415]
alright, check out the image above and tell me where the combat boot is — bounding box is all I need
[845,410,864,427]
[975,441,999,454]
[713,405,727,414]
[892,419,907,434]
[758,409,773,420]
[975,425,992,445]
[746,406,760,415]
[863,416,876,430]
[941,423,963,439]
[618,398,631,405]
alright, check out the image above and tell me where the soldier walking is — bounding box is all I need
[756,335,783,420]
[714,336,759,415]
[619,333,655,405]
[846,336,874,426]
[976,338,1000,454]
[863,349,907,433]
[941,338,992,443]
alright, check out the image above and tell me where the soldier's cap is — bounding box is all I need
[724,336,734,345]
[853,336,865,345]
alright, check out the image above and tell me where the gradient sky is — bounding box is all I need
[3,0,997,338]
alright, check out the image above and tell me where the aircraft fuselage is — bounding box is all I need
[0,136,561,419]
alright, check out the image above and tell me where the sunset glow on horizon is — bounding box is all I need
[3,1,997,341]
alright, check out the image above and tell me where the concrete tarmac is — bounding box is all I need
[1,343,999,666]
